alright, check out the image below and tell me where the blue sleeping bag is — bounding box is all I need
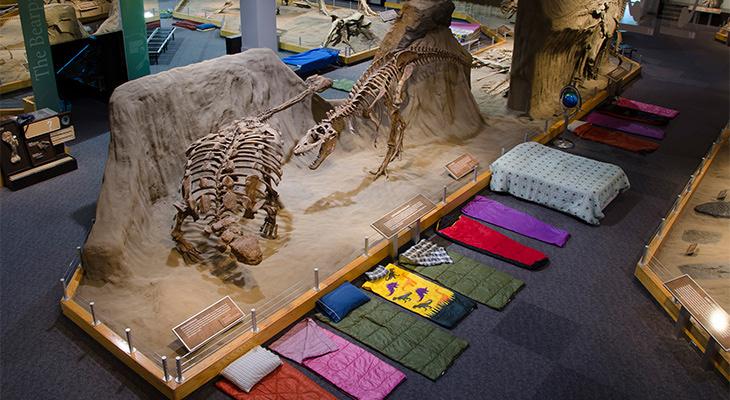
[282,48,340,74]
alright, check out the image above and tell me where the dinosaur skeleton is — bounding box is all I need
[293,46,472,179]
[305,0,377,17]
[323,12,376,50]
[172,75,332,265]
[500,0,518,19]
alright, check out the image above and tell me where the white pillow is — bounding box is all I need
[221,346,282,392]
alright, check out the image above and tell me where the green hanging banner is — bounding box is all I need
[120,0,150,80]
[18,0,61,111]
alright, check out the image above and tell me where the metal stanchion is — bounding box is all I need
[364,237,369,256]
[390,235,399,259]
[175,356,183,383]
[76,246,83,267]
[60,278,68,301]
[314,268,320,292]
[125,328,134,353]
[473,166,478,183]
[501,147,505,156]
[639,244,650,266]
[251,308,258,333]
[161,356,170,382]
[442,186,447,204]
[89,302,98,326]
[412,220,421,244]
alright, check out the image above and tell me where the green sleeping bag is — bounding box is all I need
[316,298,468,380]
[399,250,524,310]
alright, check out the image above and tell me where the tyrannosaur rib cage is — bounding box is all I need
[172,76,332,266]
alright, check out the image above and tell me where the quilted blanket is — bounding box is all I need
[216,362,336,400]
[361,264,476,328]
[317,299,468,380]
[270,318,405,400]
[490,142,630,225]
[399,250,524,310]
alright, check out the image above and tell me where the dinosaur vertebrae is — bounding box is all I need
[173,119,284,265]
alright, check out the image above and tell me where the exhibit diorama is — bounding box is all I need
[0,0,729,399]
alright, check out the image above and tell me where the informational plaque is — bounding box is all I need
[172,296,245,352]
[445,153,479,180]
[664,275,730,351]
[371,194,436,238]
[379,9,398,22]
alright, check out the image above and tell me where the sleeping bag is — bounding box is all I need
[216,362,337,399]
[462,196,570,247]
[399,249,524,310]
[585,112,665,140]
[597,104,671,126]
[615,97,679,119]
[437,215,549,269]
[317,299,468,380]
[361,264,476,328]
[572,122,660,154]
[270,318,405,400]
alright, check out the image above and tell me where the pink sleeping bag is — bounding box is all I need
[270,318,405,400]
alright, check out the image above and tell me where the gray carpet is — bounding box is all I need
[1,29,728,400]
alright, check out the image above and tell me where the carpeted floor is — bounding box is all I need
[1,28,728,400]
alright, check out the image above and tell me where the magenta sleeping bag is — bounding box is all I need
[615,97,679,119]
[462,196,570,247]
[585,112,665,140]
[270,318,405,400]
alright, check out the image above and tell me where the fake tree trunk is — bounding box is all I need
[507,0,624,118]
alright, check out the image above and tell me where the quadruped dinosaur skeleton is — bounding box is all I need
[293,46,474,179]
[172,75,332,265]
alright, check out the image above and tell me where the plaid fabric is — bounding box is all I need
[400,239,453,266]
[365,265,388,281]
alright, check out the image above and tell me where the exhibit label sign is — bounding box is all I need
[172,296,245,352]
[664,275,730,351]
[446,153,479,180]
[379,10,399,22]
[371,194,436,238]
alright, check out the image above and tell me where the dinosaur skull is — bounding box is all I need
[293,120,339,169]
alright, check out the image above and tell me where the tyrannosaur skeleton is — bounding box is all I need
[172,75,332,265]
[293,46,472,179]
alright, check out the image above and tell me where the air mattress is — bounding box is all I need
[585,112,665,139]
[317,299,468,380]
[615,97,680,119]
[572,122,660,153]
[270,318,405,400]
[437,215,549,269]
[216,362,336,400]
[362,264,476,328]
[462,196,570,247]
[399,249,524,310]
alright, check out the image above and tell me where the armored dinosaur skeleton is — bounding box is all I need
[293,46,473,179]
[305,0,377,17]
[172,75,332,265]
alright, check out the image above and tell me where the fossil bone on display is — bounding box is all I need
[293,45,473,179]
[172,75,332,266]
[323,11,376,50]
[306,0,377,16]
[507,0,624,118]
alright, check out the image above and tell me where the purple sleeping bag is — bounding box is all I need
[462,196,570,247]
[585,112,665,139]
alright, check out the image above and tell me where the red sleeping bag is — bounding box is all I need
[437,215,549,269]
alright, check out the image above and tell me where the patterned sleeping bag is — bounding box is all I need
[361,264,476,328]
[317,298,469,380]
[399,250,524,310]
[270,318,405,400]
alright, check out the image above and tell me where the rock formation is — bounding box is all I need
[507,0,625,118]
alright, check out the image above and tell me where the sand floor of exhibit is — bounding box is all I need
[72,43,628,362]
[649,137,730,311]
